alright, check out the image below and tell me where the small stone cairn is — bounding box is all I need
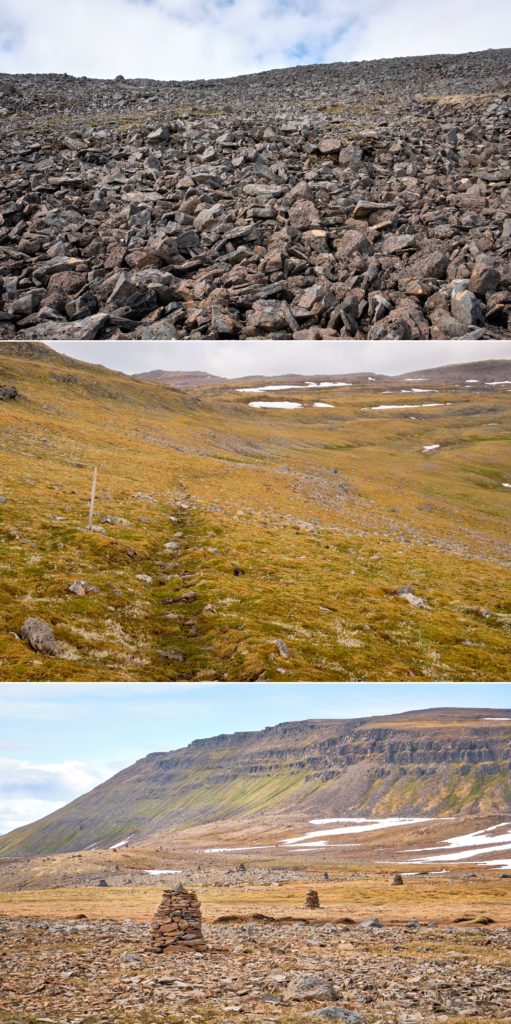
[392,873,404,886]
[150,883,207,953]
[304,888,320,909]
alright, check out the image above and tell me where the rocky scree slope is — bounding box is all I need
[1,49,511,340]
[1,709,509,855]
[2,915,510,1024]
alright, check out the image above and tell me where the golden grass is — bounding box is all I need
[1,873,509,927]
[0,347,510,681]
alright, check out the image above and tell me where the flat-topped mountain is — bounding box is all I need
[1,48,510,340]
[1,709,509,856]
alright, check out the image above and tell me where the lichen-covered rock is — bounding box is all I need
[286,974,336,1001]
[20,617,58,655]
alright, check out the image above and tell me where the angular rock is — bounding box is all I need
[20,617,58,656]
[1,50,509,340]
[286,974,337,1001]
[245,299,298,336]
[312,1009,364,1023]
[451,285,485,327]
[68,580,97,597]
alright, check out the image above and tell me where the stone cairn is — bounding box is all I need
[392,873,404,886]
[304,889,320,909]
[150,883,207,953]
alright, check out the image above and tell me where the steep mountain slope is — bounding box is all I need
[0,709,509,856]
[1,49,510,339]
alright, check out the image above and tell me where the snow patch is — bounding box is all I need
[109,834,135,849]
[404,823,511,865]
[283,816,432,846]
[238,381,352,393]
[249,401,302,409]
[144,869,182,876]
[479,857,511,870]
[369,403,447,411]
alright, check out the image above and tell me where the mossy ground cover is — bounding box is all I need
[0,348,510,680]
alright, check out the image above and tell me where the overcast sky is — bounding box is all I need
[1,1,510,79]
[47,341,511,379]
[1,683,509,835]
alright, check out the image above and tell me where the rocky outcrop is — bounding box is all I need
[1,49,510,340]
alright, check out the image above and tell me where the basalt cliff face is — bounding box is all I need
[1,710,509,855]
[1,48,510,340]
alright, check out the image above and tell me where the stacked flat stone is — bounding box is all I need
[304,889,320,909]
[150,884,207,953]
[392,873,404,886]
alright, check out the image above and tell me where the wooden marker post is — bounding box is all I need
[87,467,98,530]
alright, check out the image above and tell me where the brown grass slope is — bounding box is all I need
[0,343,510,681]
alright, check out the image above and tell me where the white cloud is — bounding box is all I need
[0,758,112,835]
[47,340,511,378]
[0,0,508,80]
[341,0,511,63]
[0,0,356,79]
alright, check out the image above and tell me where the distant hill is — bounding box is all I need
[1,709,509,856]
[133,370,227,389]
[2,345,509,390]
[132,361,511,391]
[394,360,511,384]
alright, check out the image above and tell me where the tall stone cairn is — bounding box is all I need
[150,884,207,953]
[304,888,320,909]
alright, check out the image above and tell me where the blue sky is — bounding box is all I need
[1,683,509,835]
[1,1,509,80]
